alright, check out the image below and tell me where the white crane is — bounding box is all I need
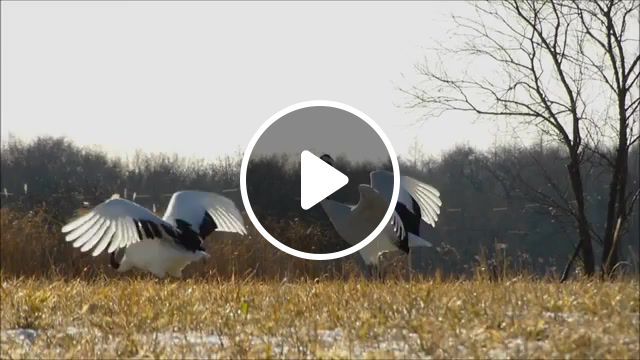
[61,190,247,278]
[318,155,442,277]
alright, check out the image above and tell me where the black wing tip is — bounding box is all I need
[132,219,166,240]
[110,251,120,269]
[198,212,218,239]
[175,218,206,252]
[320,154,334,166]
[133,219,144,240]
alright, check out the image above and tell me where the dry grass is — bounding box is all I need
[0,207,553,282]
[2,209,639,358]
[1,276,638,359]
[0,208,362,280]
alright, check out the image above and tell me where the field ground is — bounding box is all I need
[1,277,638,359]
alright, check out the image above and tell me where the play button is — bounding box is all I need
[240,100,400,261]
[300,150,349,210]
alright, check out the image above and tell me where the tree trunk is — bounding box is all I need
[601,149,625,275]
[602,100,629,276]
[567,157,595,275]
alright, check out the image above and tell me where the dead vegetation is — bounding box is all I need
[2,207,638,359]
[1,276,638,359]
[0,208,363,280]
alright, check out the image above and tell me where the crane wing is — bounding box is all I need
[369,170,442,227]
[162,191,247,238]
[61,196,176,256]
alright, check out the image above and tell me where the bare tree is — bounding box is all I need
[403,0,639,277]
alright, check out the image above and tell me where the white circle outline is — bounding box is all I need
[240,100,400,261]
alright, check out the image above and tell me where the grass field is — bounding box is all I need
[1,209,639,358]
[1,276,638,359]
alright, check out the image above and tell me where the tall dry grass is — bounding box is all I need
[1,206,625,281]
[0,207,366,280]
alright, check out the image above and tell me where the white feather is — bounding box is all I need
[163,191,247,235]
[370,170,442,226]
[62,198,171,255]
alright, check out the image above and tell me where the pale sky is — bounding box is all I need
[1,1,528,161]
